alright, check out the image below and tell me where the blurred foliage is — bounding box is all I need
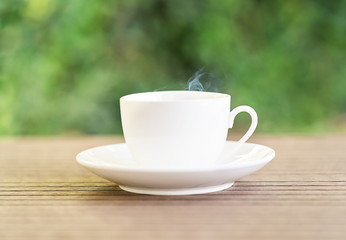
[0,0,345,135]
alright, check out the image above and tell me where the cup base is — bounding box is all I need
[119,182,234,195]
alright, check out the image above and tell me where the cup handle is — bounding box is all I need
[229,105,258,148]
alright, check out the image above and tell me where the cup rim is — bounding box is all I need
[120,90,230,102]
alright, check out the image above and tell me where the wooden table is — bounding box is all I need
[0,135,346,240]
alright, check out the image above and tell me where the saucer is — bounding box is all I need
[76,141,275,195]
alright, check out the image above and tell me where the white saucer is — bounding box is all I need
[76,141,275,195]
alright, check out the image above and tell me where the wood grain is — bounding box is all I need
[0,135,346,240]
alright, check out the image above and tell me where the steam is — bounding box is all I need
[187,70,218,92]
[154,69,220,92]
[187,71,205,91]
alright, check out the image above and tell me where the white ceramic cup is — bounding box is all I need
[120,91,257,168]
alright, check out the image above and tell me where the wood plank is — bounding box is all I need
[0,135,346,240]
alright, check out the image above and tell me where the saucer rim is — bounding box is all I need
[76,141,275,173]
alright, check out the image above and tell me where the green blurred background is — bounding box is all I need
[0,0,345,135]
